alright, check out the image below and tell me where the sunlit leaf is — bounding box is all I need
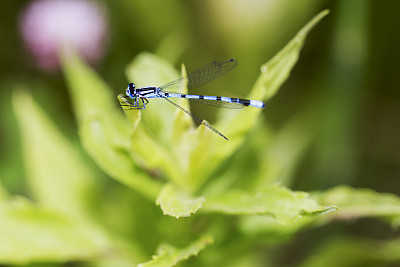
[0,197,111,265]
[12,90,94,218]
[204,185,337,223]
[156,183,205,218]
[61,51,162,200]
[313,185,400,225]
[251,9,330,101]
[125,52,181,139]
[125,53,194,189]
[81,117,162,200]
[138,236,213,267]
[238,215,311,241]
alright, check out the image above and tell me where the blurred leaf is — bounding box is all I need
[238,215,311,241]
[254,110,316,188]
[313,185,400,225]
[11,90,146,265]
[200,124,273,197]
[61,51,126,132]
[185,10,330,191]
[299,236,400,267]
[0,197,111,265]
[156,183,205,218]
[62,51,162,200]
[155,30,189,65]
[203,185,337,223]
[215,9,330,135]
[12,90,94,218]
[251,9,330,101]
[196,239,263,267]
[80,117,161,200]
[138,236,213,267]
[0,181,8,201]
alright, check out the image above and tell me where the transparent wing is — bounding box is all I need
[158,59,237,92]
[160,96,229,140]
[161,90,245,109]
[188,98,244,109]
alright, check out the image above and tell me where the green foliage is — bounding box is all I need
[138,236,213,267]
[4,9,400,267]
[299,236,400,267]
[204,185,337,221]
[62,48,162,201]
[156,183,205,218]
[0,197,110,264]
[10,90,141,265]
[313,185,400,225]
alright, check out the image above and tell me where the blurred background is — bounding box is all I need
[0,0,399,265]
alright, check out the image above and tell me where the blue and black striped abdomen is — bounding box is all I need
[162,93,265,109]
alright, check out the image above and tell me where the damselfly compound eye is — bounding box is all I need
[126,83,136,98]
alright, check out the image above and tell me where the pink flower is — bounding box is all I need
[19,0,108,71]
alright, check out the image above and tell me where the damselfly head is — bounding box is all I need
[126,83,136,98]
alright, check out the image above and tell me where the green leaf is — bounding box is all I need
[216,9,330,135]
[125,53,194,190]
[61,51,162,200]
[184,10,330,191]
[80,117,162,200]
[0,197,111,265]
[253,109,316,188]
[117,94,142,131]
[238,215,312,241]
[12,90,94,218]
[138,236,213,267]
[203,185,337,223]
[61,50,126,131]
[0,182,9,201]
[83,10,330,197]
[155,30,189,65]
[313,185,400,225]
[156,183,205,218]
[118,9,329,193]
[252,9,330,101]
[299,236,400,267]
[125,52,186,139]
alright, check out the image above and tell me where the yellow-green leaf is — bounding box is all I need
[156,183,205,218]
[12,90,94,218]
[62,51,162,200]
[125,52,183,139]
[204,185,337,223]
[138,236,213,267]
[252,9,330,101]
[186,10,330,191]
[299,236,400,267]
[0,197,111,265]
[313,185,400,225]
